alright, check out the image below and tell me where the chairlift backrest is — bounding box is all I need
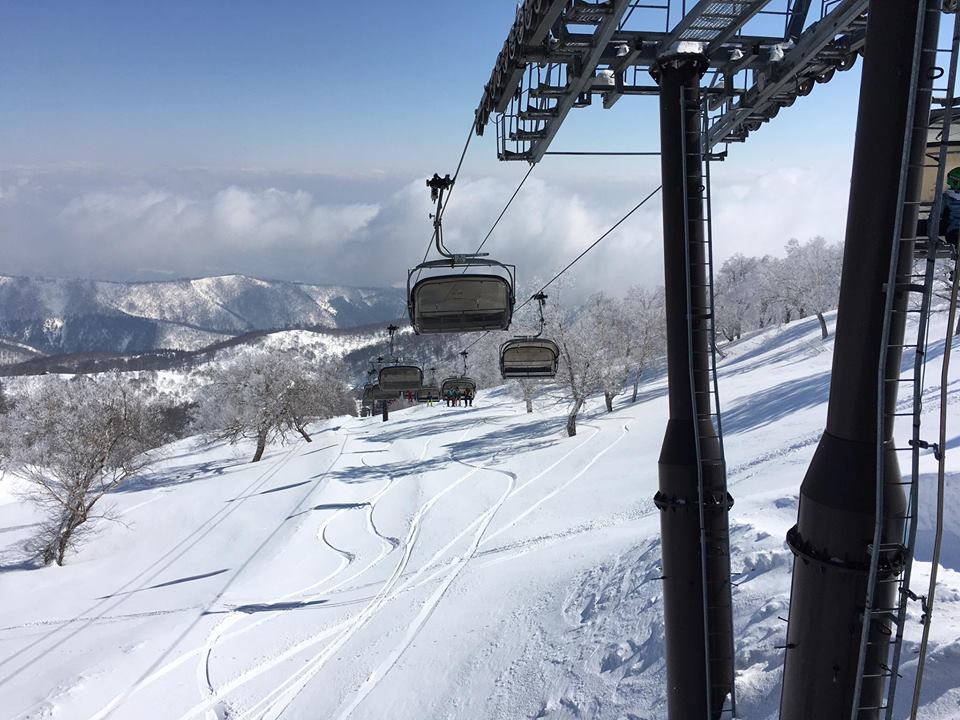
[410,273,513,334]
[418,385,441,402]
[378,365,423,392]
[500,337,560,378]
[369,383,400,401]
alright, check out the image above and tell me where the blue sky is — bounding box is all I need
[2,1,523,174]
[0,1,867,290]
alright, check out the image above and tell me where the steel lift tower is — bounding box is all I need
[473,1,958,718]
[783,1,959,718]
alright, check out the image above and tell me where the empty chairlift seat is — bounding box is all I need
[369,383,400,402]
[499,338,560,378]
[409,174,516,334]
[410,274,514,333]
[407,258,516,334]
[378,365,423,392]
[418,385,441,402]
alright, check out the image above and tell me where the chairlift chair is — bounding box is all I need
[441,376,477,395]
[418,385,441,403]
[369,384,400,402]
[499,292,559,379]
[500,337,560,378]
[378,364,423,392]
[375,324,424,392]
[407,173,516,334]
[409,260,516,334]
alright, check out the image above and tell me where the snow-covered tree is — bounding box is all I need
[199,349,352,462]
[715,254,766,341]
[624,284,666,402]
[517,378,538,413]
[3,373,168,566]
[283,357,356,441]
[773,237,843,340]
[0,379,11,465]
[551,300,606,436]
[712,239,842,344]
[199,351,291,462]
[579,294,634,413]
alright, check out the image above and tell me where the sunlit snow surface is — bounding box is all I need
[1,311,959,719]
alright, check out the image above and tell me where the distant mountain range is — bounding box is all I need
[0,274,406,358]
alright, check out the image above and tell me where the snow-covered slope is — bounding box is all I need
[0,339,44,366]
[1,311,958,720]
[0,274,405,356]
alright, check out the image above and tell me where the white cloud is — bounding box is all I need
[0,166,849,299]
[711,165,849,262]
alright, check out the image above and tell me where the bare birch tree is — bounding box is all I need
[4,373,167,565]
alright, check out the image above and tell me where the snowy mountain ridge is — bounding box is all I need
[0,274,406,356]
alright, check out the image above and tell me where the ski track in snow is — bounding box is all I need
[227,449,493,718]
[219,410,776,720]
[331,460,517,720]
[170,426,488,719]
[232,429,492,718]
[6,439,308,706]
[324,418,634,718]
[193,436,431,718]
[92,431,352,720]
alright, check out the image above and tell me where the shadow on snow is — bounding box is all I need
[722,371,831,436]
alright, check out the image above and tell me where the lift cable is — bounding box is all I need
[460,163,537,274]
[460,183,662,352]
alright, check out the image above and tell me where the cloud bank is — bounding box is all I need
[0,165,849,300]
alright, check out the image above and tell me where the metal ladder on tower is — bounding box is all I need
[850,2,960,718]
[681,88,737,719]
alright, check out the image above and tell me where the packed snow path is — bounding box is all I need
[1,312,959,719]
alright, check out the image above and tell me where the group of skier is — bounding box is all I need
[399,389,474,407]
[443,387,473,407]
